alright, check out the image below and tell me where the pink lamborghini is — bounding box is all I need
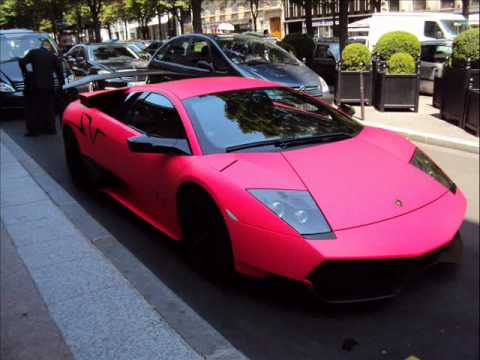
[62,77,466,302]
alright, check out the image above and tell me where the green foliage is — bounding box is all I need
[374,31,420,60]
[452,28,480,66]
[341,43,371,71]
[278,33,315,64]
[387,52,416,75]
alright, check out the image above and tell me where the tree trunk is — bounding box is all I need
[305,0,313,37]
[107,24,112,39]
[339,0,348,54]
[91,9,102,42]
[462,0,469,18]
[331,0,336,38]
[191,0,202,33]
[124,20,128,40]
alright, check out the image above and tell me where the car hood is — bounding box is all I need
[0,59,23,83]
[208,127,448,231]
[238,63,321,89]
[96,59,148,71]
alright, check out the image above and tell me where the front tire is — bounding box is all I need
[179,189,235,280]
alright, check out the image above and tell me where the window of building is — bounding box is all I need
[389,0,400,11]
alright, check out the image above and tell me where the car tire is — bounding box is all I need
[180,189,235,280]
[63,127,104,189]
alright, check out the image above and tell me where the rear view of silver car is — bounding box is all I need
[419,40,452,95]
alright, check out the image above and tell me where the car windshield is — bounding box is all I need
[217,36,300,66]
[91,45,138,61]
[440,20,468,36]
[0,33,58,62]
[184,87,362,154]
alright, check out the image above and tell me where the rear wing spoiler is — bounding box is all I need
[62,69,174,90]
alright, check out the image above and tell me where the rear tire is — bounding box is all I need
[63,127,104,189]
[179,189,235,280]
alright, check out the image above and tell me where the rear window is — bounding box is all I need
[0,33,58,62]
[91,45,138,61]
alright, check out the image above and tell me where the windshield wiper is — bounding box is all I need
[225,132,354,152]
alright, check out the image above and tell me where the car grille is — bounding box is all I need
[292,85,322,97]
[308,233,462,303]
[12,81,24,91]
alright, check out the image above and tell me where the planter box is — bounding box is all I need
[373,72,420,112]
[440,66,480,127]
[335,71,372,105]
[464,89,479,137]
[432,76,443,108]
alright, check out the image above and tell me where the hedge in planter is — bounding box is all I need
[440,28,480,127]
[336,43,373,104]
[278,33,315,65]
[374,51,420,112]
[374,31,421,61]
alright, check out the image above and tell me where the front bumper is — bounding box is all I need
[230,188,466,301]
[308,231,463,303]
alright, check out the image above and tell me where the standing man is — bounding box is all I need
[20,40,64,136]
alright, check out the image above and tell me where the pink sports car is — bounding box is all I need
[62,77,466,302]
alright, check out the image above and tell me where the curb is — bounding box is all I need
[362,121,480,154]
[0,130,248,360]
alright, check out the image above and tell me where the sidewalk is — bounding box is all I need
[352,95,479,154]
[0,132,246,360]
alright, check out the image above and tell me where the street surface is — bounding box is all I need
[1,116,478,360]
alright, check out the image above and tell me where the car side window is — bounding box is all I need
[425,21,444,39]
[188,39,211,67]
[128,93,187,139]
[211,45,231,73]
[155,38,190,65]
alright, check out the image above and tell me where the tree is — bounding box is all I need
[191,0,202,33]
[462,0,469,19]
[370,0,381,12]
[83,0,104,42]
[101,1,121,38]
[338,0,348,53]
[125,0,156,39]
[249,0,260,32]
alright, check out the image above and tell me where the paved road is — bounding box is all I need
[2,117,478,360]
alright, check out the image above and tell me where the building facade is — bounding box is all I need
[201,0,285,38]
[283,0,478,38]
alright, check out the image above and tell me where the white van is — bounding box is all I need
[350,12,468,50]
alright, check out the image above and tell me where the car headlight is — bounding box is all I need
[248,189,333,237]
[0,82,15,93]
[410,148,456,192]
[318,76,329,94]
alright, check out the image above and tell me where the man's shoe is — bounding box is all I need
[24,132,38,137]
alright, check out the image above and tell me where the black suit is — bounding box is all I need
[20,47,64,134]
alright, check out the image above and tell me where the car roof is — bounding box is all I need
[130,76,281,100]
[0,29,35,35]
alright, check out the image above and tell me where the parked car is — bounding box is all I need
[148,34,331,101]
[0,28,73,111]
[144,40,166,56]
[419,39,452,95]
[311,39,340,88]
[355,12,467,50]
[116,42,151,60]
[62,76,465,302]
[65,43,149,90]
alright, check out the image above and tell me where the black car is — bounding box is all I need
[64,43,150,90]
[65,43,149,77]
[144,40,166,56]
[311,40,340,88]
[419,40,452,95]
[148,34,331,100]
[0,29,73,111]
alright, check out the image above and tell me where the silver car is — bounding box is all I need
[419,40,452,95]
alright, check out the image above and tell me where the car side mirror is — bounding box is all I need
[127,134,191,155]
[338,103,355,116]
[196,60,214,72]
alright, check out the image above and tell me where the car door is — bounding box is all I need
[106,91,193,230]
[148,36,220,83]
